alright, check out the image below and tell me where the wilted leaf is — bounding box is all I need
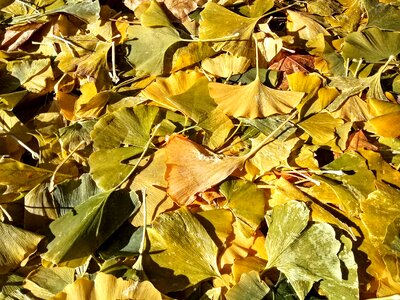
[145,207,220,292]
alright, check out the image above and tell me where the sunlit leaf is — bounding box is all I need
[225,271,270,300]
[125,25,182,76]
[342,27,400,63]
[265,201,344,300]
[53,272,162,300]
[199,2,261,56]
[165,134,244,205]
[287,10,329,41]
[91,105,159,150]
[367,111,400,138]
[209,78,304,118]
[145,207,220,292]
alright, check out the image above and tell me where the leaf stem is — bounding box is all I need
[114,124,161,190]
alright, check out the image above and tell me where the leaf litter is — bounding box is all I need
[1,0,400,299]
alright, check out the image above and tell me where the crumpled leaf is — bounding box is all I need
[145,207,220,293]
[325,0,363,34]
[225,271,270,300]
[209,77,304,118]
[42,190,140,266]
[0,223,44,274]
[165,134,244,205]
[265,201,348,300]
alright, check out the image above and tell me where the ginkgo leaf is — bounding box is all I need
[342,27,400,63]
[367,112,400,138]
[89,147,143,190]
[201,53,250,78]
[287,10,329,41]
[0,223,44,274]
[165,134,245,205]
[129,148,175,226]
[0,158,72,193]
[298,112,343,145]
[125,25,182,76]
[171,42,217,72]
[199,2,261,56]
[239,0,274,17]
[141,70,204,110]
[23,267,75,299]
[42,190,140,266]
[265,201,343,300]
[91,105,159,150]
[225,271,270,300]
[220,179,266,230]
[140,0,172,28]
[209,78,304,118]
[325,0,362,34]
[364,0,400,31]
[145,207,220,292]
[53,272,162,300]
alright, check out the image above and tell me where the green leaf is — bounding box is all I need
[341,27,400,63]
[42,190,140,266]
[52,173,102,216]
[220,180,266,230]
[364,0,400,31]
[265,201,343,300]
[91,105,159,150]
[225,271,270,300]
[23,267,75,299]
[89,147,143,190]
[125,25,182,76]
[0,223,44,274]
[145,207,220,293]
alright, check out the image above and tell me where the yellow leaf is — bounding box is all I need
[367,111,400,138]
[202,53,250,78]
[209,78,304,118]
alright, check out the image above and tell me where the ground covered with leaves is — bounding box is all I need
[1,0,400,299]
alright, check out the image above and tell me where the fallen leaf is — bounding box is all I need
[145,207,220,292]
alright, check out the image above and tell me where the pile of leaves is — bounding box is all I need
[1,0,400,298]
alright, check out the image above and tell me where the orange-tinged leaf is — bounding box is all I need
[165,134,245,205]
[209,79,304,118]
